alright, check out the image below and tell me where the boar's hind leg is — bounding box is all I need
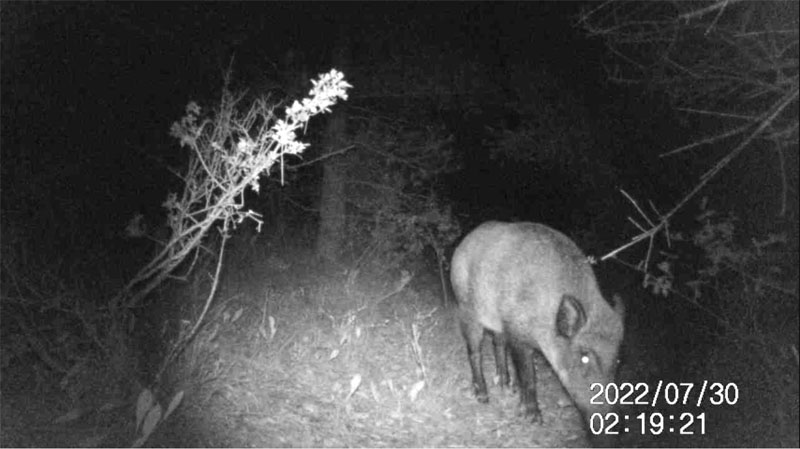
[508,340,542,423]
[460,317,488,403]
[491,331,510,390]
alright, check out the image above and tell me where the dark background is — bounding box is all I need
[2,3,797,447]
[3,3,791,244]
[1,3,696,235]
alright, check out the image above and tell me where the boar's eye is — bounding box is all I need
[580,352,590,365]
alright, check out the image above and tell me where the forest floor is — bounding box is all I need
[1,248,796,447]
[1,257,594,447]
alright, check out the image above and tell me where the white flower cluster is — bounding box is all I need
[170,101,202,149]
[271,69,352,154]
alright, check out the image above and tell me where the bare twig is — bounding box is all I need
[773,143,788,216]
[286,145,355,170]
[373,270,413,307]
[409,322,427,382]
[660,122,751,157]
[605,87,797,265]
[153,233,229,385]
[680,0,748,22]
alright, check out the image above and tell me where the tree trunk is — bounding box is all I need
[315,37,350,263]
[316,131,347,263]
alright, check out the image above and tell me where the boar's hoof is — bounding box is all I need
[472,383,489,403]
[519,403,542,424]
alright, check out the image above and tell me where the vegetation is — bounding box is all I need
[581,1,798,446]
[1,2,796,447]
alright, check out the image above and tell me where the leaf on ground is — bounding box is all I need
[135,389,155,431]
[164,390,184,420]
[135,403,163,447]
[345,374,362,400]
[408,380,425,401]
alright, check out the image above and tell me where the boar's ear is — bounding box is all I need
[556,294,586,338]
[612,294,625,317]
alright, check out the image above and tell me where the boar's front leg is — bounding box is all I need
[508,339,542,423]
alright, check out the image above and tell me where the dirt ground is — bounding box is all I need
[1,256,796,447]
[1,267,602,447]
